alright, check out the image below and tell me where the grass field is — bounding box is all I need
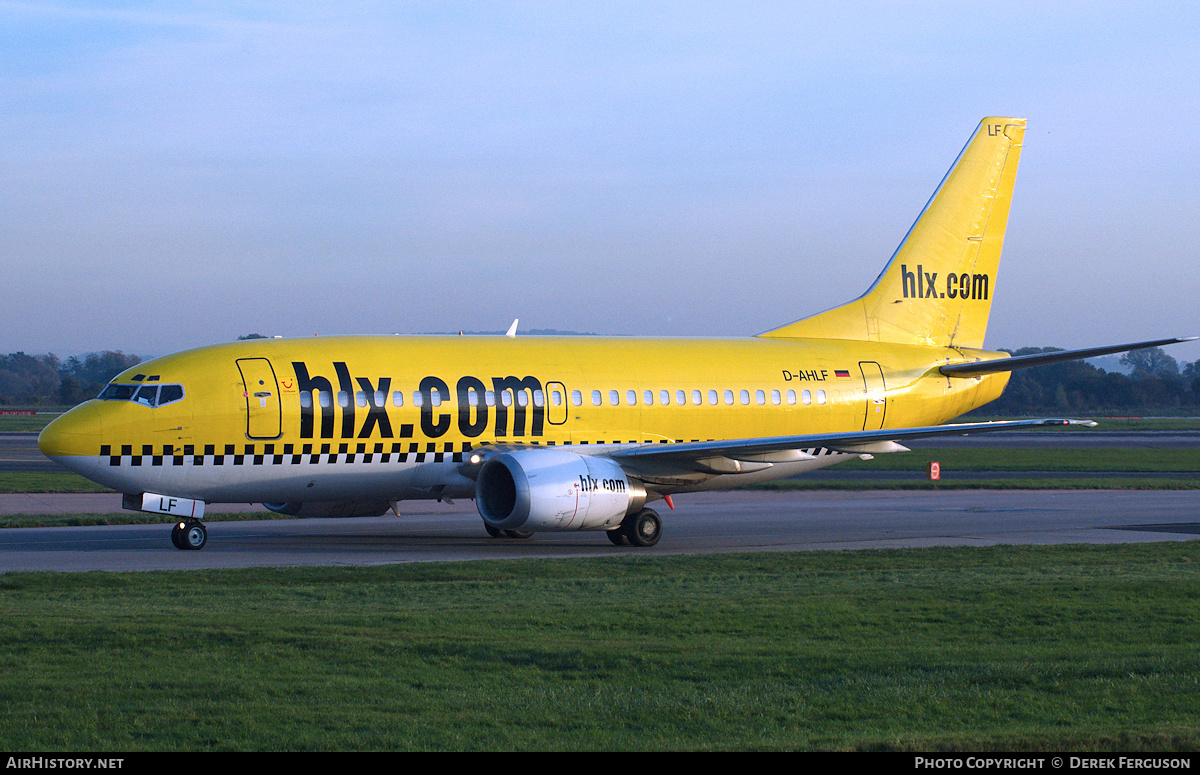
[753,448,1200,491]
[0,410,65,433]
[837,448,1200,473]
[2,544,1199,751]
[0,472,114,494]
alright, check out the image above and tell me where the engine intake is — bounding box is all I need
[476,449,645,532]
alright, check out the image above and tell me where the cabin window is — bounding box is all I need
[786,389,796,405]
[660,390,670,406]
[755,390,766,405]
[677,390,686,406]
[486,390,496,407]
[801,389,811,405]
[626,390,637,406]
[356,391,368,408]
[609,390,619,406]
[816,390,827,405]
[592,390,602,406]
[771,389,781,405]
[391,391,404,407]
[337,391,350,408]
[319,391,332,408]
[645,390,655,406]
[708,390,718,405]
[412,391,423,408]
[723,390,734,405]
[533,390,544,407]
[740,390,751,405]
[692,390,702,406]
[572,390,582,406]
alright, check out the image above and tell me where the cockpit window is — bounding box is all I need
[99,383,185,407]
[133,385,158,406]
[158,384,184,405]
[99,383,136,401]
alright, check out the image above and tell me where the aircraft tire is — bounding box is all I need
[180,521,207,551]
[624,508,662,548]
[170,523,186,550]
[606,529,629,546]
[483,523,533,539]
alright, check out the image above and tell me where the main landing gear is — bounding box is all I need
[483,524,534,539]
[481,508,664,547]
[606,508,662,548]
[171,519,207,550]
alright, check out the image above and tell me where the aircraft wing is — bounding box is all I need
[606,418,1096,476]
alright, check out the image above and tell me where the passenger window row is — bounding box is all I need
[298,386,830,410]
[585,388,827,407]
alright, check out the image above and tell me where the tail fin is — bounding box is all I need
[759,117,1025,349]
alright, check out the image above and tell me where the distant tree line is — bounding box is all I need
[1,345,1197,414]
[0,351,143,406]
[970,347,1200,416]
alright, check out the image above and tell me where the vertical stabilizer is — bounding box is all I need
[760,117,1025,348]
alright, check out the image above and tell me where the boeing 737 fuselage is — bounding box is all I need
[38,118,1194,550]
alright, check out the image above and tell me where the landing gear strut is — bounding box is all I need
[171,520,207,551]
[609,508,662,547]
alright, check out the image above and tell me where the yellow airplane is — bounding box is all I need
[38,117,1193,551]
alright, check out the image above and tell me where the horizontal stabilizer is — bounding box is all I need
[940,337,1197,377]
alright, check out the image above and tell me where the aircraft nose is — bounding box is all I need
[38,402,103,459]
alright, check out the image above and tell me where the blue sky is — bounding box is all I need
[2,2,1198,363]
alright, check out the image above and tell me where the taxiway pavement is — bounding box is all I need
[2,489,1198,572]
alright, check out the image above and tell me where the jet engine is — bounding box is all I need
[475,449,646,532]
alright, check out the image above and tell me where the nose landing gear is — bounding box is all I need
[170,520,207,550]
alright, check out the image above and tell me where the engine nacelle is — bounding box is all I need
[263,501,391,518]
[475,449,646,532]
